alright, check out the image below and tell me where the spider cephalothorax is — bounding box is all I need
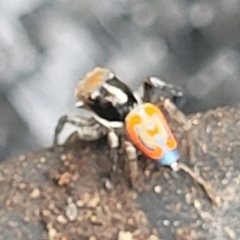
[53,67,219,205]
[74,67,138,122]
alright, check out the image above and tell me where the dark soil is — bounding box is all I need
[1,105,240,240]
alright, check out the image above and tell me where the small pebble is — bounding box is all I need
[202,223,208,230]
[24,216,30,223]
[19,155,26,161]
[217,111,223,117]
[192,119,199,125]
[57,215,68,224]
[222,179,228,185]
[49,203,55,210]
[82,193,91,203]
[113,212,125,222]
[226,172,231,179]
[227,147,232,152]
[39,157,46,163]
[90,215,97,223]
[127,218,134,225]
[30,188,41,199]
[154,185,162,194]
[61,155,67,161]
[8,221,18,228]
[66,203,78,221]
[144,170,151,177]
[190,230,198,239]
[132,229,141,236]
[163,172,170,179]
[185,193,192,204]
[176,189,182,194]
[19,183,26,189]
[131,192,137,200]
[104,178,113,190]
[48,228,58,240]
[71,172,79,181]
[76,200,85,207]
[88,193,100,208]
[196,220,202,226]
[116,203,122,210]
[118,231,133,240]
[42,210,51,217]
[163,220,170,226]
[206,126,211,133]
[148,235,159,240]
[89,236,97,240]
[58,172,71,186]
[201,143,208,153]
[37,163,42,169]
[173,221,179,227]
[194,200,201,210]
[63,161,70,166]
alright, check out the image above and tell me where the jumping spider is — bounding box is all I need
[53,67,219,205]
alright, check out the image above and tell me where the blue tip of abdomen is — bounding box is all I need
[157,148,180,167]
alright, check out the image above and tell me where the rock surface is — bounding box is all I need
[1,105,240,239]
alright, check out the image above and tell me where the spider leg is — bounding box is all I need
[178,162,220,205]
[53,115,106,149]
[107,130,119,173]
[146,77,184,97]
[124,140,139,188]
[141,77,184,104]
[160,98,220,205]
[160,98,194,162]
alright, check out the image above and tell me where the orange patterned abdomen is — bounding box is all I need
[125,103,179,165]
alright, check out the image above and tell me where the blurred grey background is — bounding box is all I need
[1,0,240,161]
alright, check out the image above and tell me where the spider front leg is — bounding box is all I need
[53,115,106,150]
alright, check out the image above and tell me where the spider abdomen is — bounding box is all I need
[125,103,180,166]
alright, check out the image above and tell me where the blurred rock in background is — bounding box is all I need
[1,0,240,160]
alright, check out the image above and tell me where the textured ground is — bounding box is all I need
[1,105,240,240]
